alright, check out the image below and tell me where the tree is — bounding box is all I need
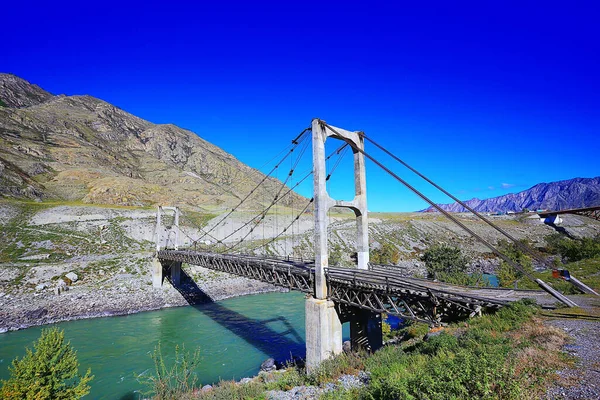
[0,328,93,400]
[421,244,469,280]
[370,242,400,265]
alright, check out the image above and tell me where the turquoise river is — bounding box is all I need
[0,291,351,399]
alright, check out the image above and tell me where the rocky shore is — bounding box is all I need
[0,254,285,332]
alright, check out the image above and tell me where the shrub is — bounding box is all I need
[546,234,600,262]
[0,327,93,400]
[421,244,469,280]
[307,351,365,386]
[362,301,554,400]
[138,343,201,400]
[370,242,400,265]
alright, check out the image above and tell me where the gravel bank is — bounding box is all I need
[0,257,285,333]
[545,319,600,399]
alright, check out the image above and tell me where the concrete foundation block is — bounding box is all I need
[305,297,342,372]
[152,257,163,288]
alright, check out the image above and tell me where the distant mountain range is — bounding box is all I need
[0,73,305,209]
[422,177,600,213]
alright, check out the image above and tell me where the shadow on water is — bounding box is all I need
[118,392,138,400]
[165,267,305,360]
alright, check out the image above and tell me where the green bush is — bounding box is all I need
[264,367,305,391]
[307,352,365,386]
[546,234,600,262]
[0,327,93,400]
[370,242,400,265]
[362,301,545,400]
[421,244,469,280]
[138,343,201,400]
[197,380,266,400]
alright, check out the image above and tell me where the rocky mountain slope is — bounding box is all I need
[0,73,304,210]
[423,177,600,213]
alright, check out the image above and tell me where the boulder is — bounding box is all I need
[343,340,352,353]
[65,272,79,283]
[260,358,276,372]
[35,283,47,291]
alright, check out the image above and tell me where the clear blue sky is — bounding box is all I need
[3,1,599,211]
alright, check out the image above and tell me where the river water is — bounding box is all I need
[0,276,499,398]
[0,291,340,399]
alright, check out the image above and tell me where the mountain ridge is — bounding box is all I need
[0,73,305,210]
[422,176,600,213]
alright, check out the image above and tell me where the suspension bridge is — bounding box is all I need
[152,119,576,371]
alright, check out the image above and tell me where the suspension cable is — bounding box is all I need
[195,129,310,242]
[227,142,348,253]
[224,168,314,252]
[217,136,311,245]
[362,133,554,268]
[190,128,309,209]
[321,121,577,306]
[177,212,226,248]
[321,122,534,278]
[250,198,315,253]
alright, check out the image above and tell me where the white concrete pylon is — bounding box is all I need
[312,118,369,300]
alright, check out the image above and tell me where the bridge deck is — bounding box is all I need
[157,250,556,323]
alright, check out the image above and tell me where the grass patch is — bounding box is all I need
[514,257,600,293]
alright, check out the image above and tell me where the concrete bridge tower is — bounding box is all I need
[306,119,381,371]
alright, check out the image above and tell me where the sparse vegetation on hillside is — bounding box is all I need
[370,242,400,265]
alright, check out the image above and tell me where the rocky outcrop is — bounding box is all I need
[0,73,54,108]
[423,177,600,213]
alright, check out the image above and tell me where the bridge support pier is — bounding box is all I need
[152,257,163,288]
[350,309,382,352]
[305,297,343,372]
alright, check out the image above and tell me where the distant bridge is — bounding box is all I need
[538,206,600,224]
[153,119,576,370]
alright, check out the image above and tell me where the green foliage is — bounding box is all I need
[382,319,392,340]
[421,244,469,280]
[360,300,556,400]
[497,239,534,287]
[196,380,266,400]
[0,327,93,400]
[307,352,365,386]
[404,321,431,339]
[264,367,305,391]
[370,242,400,265]
[138,343,201,400]
[329,243,344,266]
[546,234,600,262]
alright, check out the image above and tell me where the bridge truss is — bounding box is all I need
[157,250,537,324]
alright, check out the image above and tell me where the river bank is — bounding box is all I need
[0,252,285,332]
